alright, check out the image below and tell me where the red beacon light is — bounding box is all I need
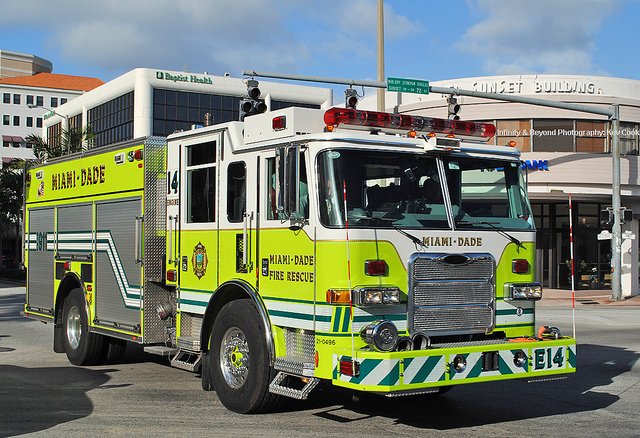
[324,107,496,140]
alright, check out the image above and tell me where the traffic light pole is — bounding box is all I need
[611,105,622,301]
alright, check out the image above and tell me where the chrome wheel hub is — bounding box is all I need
[219,327,249,389]
[66,306,82,350]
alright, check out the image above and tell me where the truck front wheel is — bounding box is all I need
[209,299,281,413]
[62,288,103,366]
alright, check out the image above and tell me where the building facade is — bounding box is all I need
[378,75,640,296]
[43,68,334,149]
[0,50,53,79]
[0,51,104,164]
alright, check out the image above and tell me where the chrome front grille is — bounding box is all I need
[409,253,495,336]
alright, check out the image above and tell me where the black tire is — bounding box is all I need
[101,337,128,363]
[62,288,104,366]
[209,299,282,413]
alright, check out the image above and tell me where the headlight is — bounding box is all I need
[360,320,399,352]
[353,287,401,306]
[508,283,542,300]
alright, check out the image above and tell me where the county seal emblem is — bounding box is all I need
[192,242,208,279]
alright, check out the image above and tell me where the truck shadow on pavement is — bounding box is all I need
[0,365,115,438]
[305,343,636,429]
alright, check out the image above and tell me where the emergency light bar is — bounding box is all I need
[324,107,496,139]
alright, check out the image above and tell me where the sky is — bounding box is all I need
[1,0,639,100]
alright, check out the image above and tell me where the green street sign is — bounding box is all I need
[387,77,430,95]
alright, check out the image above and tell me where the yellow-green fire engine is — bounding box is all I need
[24,104,576,413]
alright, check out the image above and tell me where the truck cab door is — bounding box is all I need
[258,147,316,316]
[175,135,220,314]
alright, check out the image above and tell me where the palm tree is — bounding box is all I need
[23,125,95,164]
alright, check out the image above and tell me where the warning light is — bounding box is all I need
[326,289,351,304]
[323,107,495,139]
[272,116,286,131]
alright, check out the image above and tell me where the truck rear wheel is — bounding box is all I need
[62,288,104,366]
[209,299,281,413]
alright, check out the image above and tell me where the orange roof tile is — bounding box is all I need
[0,72,104,91]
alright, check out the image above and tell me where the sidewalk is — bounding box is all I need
[539,288,640,306]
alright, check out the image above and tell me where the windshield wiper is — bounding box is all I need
[392,225,423,246]
[456,220,523,247]
[348,212,423,246]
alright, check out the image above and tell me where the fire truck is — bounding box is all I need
[24,93,576,413]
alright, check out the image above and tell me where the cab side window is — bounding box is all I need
[227,162,246,222]
[186,141,216,223]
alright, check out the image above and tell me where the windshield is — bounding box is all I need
[443,156,534,230]
[317,149,534,231]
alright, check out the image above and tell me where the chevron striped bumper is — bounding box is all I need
[331,338,576,393]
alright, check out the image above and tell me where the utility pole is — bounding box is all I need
[611,104,622,300]
[377,0,385,112]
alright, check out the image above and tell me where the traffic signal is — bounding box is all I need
[600,208,613,226]
[240,79,267,121]
[345,88,358,109]
[447,97,461,120]
[600,207,633,225]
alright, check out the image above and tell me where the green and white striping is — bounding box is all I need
[495,299,534,328]
[57,231,93,253]
[264,299,327,331]
[95,231,140,307]
[403,355,447,384]
[333,354,400,386]
[178,289,210,314]
[448,349,529,381]
[567,344,576,369]
[25,232,55,251]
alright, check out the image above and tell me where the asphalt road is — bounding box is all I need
[1,281,639,437]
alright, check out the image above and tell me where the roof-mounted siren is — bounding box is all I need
[240,79,267,121]
[323,107,496,141]
[345,88,359,109]
[447,96,461,120]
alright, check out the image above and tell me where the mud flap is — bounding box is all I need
[53,323,65,353]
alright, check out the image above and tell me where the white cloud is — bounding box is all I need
[457,0,622,74]
[0,0,310,78]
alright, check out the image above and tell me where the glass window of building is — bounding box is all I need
[27,117,33,127]
[619,122,638,155]
[2,115,9,125]
[87,91,134,147]
[13,115,19,126]
[36,117,43,128]
[532,119,573,152]
[576,120,607,153]
[13,94,20,105]
[36,96,43,106]
[152,88,321,137]
[51,97,58,108]
[2,93,9,104]
[61,98,67,105]
[495,120,531,151]
[26,95,34,105]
